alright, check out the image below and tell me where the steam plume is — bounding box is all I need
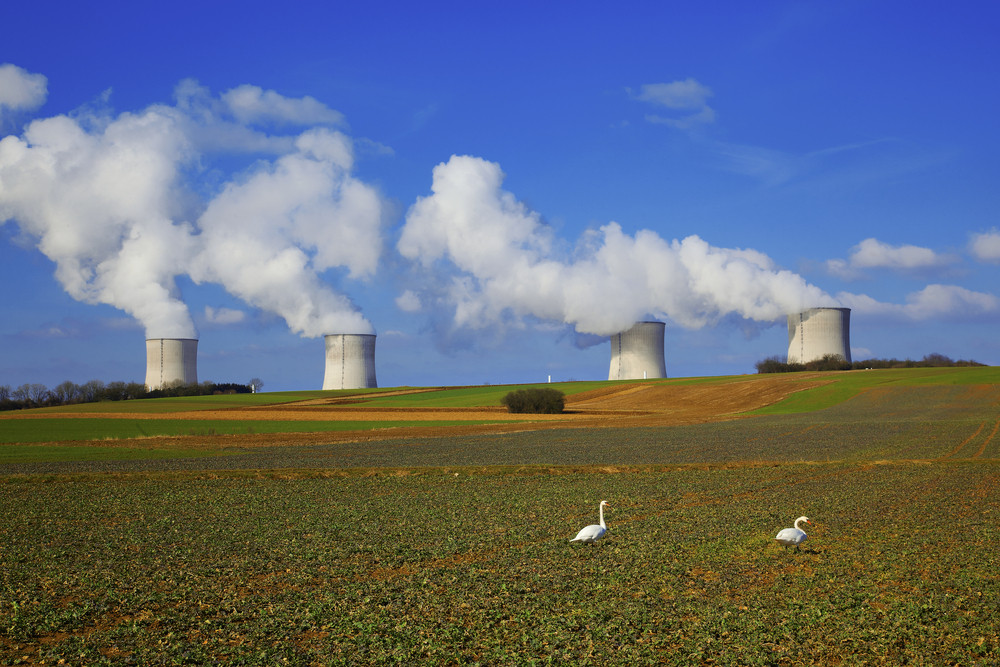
[0,69,384,339]
[190,128,382,336]
[0,104,198,337]
[399,155,833,336]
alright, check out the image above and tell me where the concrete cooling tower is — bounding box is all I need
[608,321,668,380]
[322,334,378,390]
[787,307,852,364]
[145,338,198,390]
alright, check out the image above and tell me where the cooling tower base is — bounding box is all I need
[608,321,667,380]
[787,308,851,364]
[323,334,377,390]
[145,338,198,390]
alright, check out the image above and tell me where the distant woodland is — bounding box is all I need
[0,380,253,411]
[755,353,985,374]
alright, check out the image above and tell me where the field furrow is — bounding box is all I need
[972,419,1000,459]
[938,420,986,459]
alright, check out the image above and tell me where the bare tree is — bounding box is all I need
[12,383,50,406]
[249,378,264,393]
[52,380,81,405]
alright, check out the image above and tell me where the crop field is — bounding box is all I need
[2,368,999,665]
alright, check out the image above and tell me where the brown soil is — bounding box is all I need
[5,375,830,449]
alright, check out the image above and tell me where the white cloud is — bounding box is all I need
[204,306,245,325]
[632,79,715,129]
[634,79,712,110]
[850,238,950,269]
[827,238,956,279]
[824,258,859,280]
[221,84,344,126]
[0,64,47,121]
[969,228,1000,263]
[840,284,999,320]
[399,155,833,336]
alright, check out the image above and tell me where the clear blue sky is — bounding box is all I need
[2,1,998,391]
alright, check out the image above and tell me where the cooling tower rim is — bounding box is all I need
[145,337,199,342]
[611,321,666,336]
[323,332,377,338]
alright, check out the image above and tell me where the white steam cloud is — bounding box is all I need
[399,155,834,336]
[0,106,198,337]
[0,68,384,339]
[190,129,381,336]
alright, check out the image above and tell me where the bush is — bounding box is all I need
[501,388,565,414]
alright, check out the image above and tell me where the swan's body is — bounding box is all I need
[775,516,812,549]
[571,500,609,544]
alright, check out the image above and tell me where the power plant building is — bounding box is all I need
[608,321,667,380]
[322,333,378,390]
[787,307,852,364]
[145,338,198,390]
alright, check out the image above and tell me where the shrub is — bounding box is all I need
[501,388,565,414]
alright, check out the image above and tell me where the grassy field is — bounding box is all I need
[2,368,998,665]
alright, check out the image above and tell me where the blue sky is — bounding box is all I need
[2,1,999,391]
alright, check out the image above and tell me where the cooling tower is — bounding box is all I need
[786,308,852,364]
[322,334,377,390]
[608,321,668,380]
[145,338,198,390]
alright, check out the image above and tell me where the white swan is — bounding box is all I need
[775,516,812,549]
[571,500,609,544]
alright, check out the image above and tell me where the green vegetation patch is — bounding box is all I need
[0,445,231,464]
[0,419,503,444]
[1,463,997,664]
[752,366,1000,415]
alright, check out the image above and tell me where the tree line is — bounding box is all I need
[0,379,256,411]
[755,353,985,374]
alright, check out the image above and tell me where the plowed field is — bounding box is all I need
[4,375,829,448]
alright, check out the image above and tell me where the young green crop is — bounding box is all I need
[2,463,997,664]
[2,368,998,664]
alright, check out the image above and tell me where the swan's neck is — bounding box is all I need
[795,518,807,530]
[599,504,606,528]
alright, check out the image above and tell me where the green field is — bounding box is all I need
[2,368,998,665]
